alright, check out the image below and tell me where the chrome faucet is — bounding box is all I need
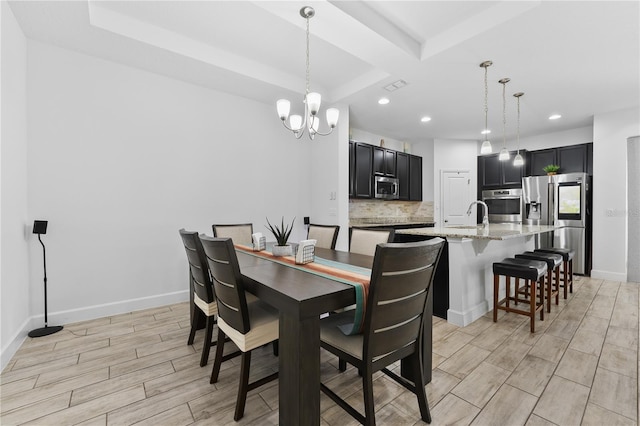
[467,200,489,228]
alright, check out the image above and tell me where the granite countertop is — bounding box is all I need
[396,223,559,241]
[349,217,435,228]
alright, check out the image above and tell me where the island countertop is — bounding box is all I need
[396,223,558,241]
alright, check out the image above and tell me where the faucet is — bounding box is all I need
[467,200,489,228]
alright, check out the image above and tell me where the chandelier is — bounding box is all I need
[276,6,339,140]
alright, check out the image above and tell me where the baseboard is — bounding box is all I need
[1,318,31,373]
[590,269,629,282]
[447,300,489,327]
[1,290,189,372]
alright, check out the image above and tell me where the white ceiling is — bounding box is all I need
[9,1,640,145]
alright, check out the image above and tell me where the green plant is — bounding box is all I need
[266,217,295,246]
[542,164,560,173]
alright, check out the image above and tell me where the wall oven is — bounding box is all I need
[482,188,523,223]
[374,176,399,199]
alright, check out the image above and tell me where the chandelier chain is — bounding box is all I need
[484,66,489,141]
[305,15,310,96]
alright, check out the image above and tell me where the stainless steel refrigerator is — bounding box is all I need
[522,173,591,275]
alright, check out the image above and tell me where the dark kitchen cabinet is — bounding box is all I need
[529,149,557,176]
[373,147,396,177]
[528,143,592,176]
[558,144,589,174]
[478,150,527,189]
[396,152,410,200]
[349,141,355,198]
[409,155,423,201]
[353,142,374,198]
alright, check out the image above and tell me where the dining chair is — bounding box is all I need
[320,238,445,426]
[212,223,254,246]
[308,223,340,249]
[178,229,219,367]
[349,227,395,256]
[199,235,279,421]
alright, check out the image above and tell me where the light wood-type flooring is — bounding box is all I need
[1,276,638,425]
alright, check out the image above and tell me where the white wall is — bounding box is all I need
[25,41,314,328]
[309,105,349,251]
[350,128,407,153]
[1,1,31,370]
[592,107,640,281]
[476,126,593,155]
[411,139,435,202]
[433,139,478,225]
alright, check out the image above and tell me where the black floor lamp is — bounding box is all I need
[29,220,63,338]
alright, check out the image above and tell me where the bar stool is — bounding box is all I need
[515,251,562,312]
[493,258,547,332]
[535,248,575,299]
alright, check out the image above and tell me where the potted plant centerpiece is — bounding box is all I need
[266,217,295,256]
[542,164,560,176]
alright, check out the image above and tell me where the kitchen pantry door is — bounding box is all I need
[440,170,472,226]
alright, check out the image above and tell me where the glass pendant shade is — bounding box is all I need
[276,99,290,120]
[480,140,492,154]
[306,92,321,115]
[513,153,524,166]
[289,115,303,131]
[498,147,510,161]
[326,108,339,128]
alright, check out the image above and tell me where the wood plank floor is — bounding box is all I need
[1,276,638,425]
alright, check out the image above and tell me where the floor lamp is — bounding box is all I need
[29,220,63,338]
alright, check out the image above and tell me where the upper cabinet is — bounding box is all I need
[478,150,527,189]
[528,143,593,176]
[350,141,422,201]
[373,147,397,177]
[352,142,374,198]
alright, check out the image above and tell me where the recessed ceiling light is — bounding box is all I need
[378,98,390,105]
[481,129,491,135]
[420,116,431,123]
[549,114,562,120]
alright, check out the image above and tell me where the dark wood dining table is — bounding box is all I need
[236,246,433,426]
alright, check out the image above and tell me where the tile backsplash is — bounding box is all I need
[349,199,434,223]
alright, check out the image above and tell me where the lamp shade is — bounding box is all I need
[513,153,524,166]
[480,140,492,154]
[498,147,510,161]
[289,115,303,131]
[326,108,339,128]
[306,92,321,115]
[276,99,291,120]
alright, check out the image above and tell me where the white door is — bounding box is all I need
[441,170,472,226]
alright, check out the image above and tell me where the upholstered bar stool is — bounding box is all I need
[515,251,562,313]
[535,248,575,298]
[493,258,547,332]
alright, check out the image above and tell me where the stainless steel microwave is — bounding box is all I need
[374,176,399,199]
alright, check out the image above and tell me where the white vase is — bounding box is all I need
[271,244,292,257]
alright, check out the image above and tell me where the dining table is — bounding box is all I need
[236,245,433,426]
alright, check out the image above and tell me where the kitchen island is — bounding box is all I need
[396,224,557,327]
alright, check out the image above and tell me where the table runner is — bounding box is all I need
[235,244,371,335]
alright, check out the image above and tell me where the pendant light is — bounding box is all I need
[479,61,493,154]
[276,6,339,140]
[498,77,510,161]
[513,92,525,166]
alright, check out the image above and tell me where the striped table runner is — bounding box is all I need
[235,244,371,335]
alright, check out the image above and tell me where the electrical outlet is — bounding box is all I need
[328,208,337,217]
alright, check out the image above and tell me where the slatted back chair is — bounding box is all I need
[349,227,395,256]
[320,238,445,426]
[178,229,217,367]
[212,223,253,246]
[308,224,340,249]
[199,236,279,421]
